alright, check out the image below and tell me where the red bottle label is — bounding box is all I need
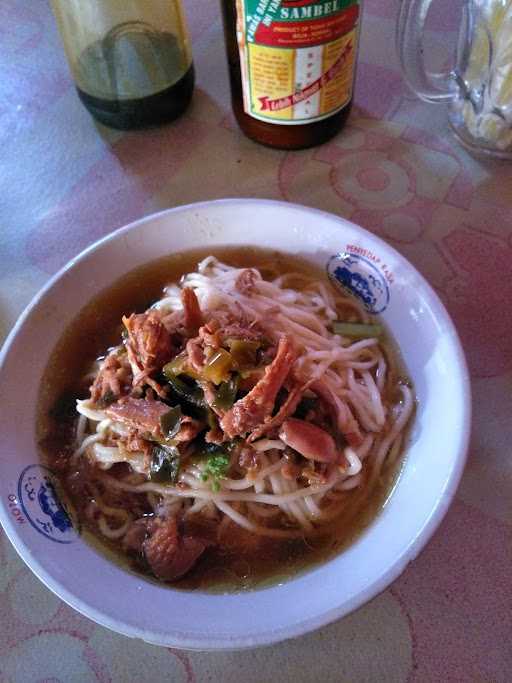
[235,0,360,124]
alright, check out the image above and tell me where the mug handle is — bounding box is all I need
[396,0,472,103]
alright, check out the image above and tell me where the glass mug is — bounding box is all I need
[397,0,512,158]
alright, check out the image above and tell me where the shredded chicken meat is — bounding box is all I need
[220,336,298,439]
[89,350,132,404]
[181,287,203,337]
[105,397,170,438]
[123,311,173,374]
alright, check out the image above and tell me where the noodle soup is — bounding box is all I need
[38,247,413,591]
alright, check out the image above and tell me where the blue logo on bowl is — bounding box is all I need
[18,464,78,544]
[327,252,390,314]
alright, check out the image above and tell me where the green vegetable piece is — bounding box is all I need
[163,352,202,381]
[203,348,233,385]
[166,375,207,421]
[163,353,187,378]
[212,375,239,411]
[200,449,230,492]
[206,407,218,431]
[159,405,182,440]
[205,453,230,477]
[150,445,180,483]
[226,339,260,370]
[332,321,383,339]
[166,375,205,409]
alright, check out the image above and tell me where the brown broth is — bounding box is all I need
[37,246,411,593]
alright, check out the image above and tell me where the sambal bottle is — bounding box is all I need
[51,0,195,130]
[221,0,361,149]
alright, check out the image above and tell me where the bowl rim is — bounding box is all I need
[0,198,471,649]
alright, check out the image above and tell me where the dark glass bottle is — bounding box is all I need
[221,0,361,150]
[51,1,194,130]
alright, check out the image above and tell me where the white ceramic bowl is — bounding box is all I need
[0,199,470,649]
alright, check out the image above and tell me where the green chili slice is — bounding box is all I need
[226,339,260,370]
[332,322,383,339]
[202,348,233,385]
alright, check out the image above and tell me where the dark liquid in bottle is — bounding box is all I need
[75,23,194,130]
[221,1,352,150]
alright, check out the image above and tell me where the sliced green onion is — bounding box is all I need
[332,321,383,339]
[199,448,230,492]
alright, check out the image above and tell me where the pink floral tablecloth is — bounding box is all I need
[1,0,511,681]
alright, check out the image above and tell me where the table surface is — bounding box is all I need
[1,1,511,681]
